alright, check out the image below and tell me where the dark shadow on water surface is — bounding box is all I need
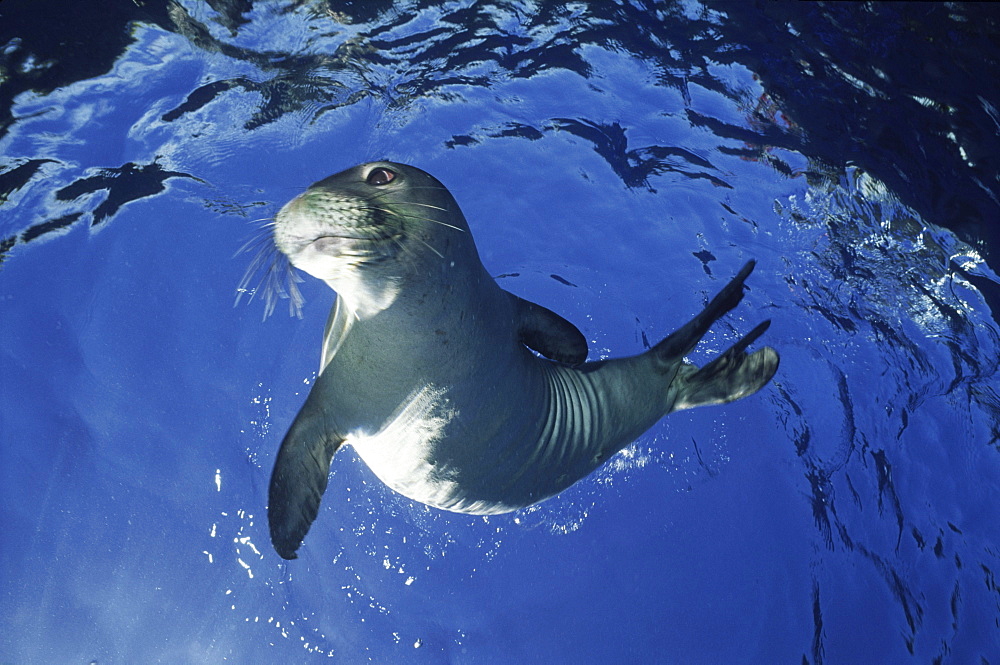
[2,1,997,281]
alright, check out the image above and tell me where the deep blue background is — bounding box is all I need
[2,1,999,663]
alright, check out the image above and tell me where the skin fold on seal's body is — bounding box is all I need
[265,161,779,560]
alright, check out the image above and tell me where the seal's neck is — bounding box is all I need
[323,275,401,319]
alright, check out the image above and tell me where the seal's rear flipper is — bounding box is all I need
[512,294,588,366]
[268,404,343,560]
[652,260,756,364]
[674,320,779,410]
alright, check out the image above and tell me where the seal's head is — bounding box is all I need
[273,161,474,317]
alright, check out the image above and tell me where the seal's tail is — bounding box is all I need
[651,260,779,409]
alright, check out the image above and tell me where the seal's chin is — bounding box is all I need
[309,233,400,257]
[308,235,355,254]
[286,233,400,282]
[299,244,404,318]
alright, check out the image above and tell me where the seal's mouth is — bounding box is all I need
[306,230,405,263]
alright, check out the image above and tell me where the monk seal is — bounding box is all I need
[265,161,779,559]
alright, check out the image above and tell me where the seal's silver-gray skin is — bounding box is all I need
[267,161,778,559]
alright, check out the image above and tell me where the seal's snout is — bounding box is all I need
[278,191,307,218]
[271,182,407,291]
[274,191,356,253]
[274,190,339,236]
[272,194,316,259]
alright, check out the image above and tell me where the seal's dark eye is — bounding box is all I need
[367,167,396,186]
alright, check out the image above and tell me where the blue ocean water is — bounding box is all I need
[2,1,999,663]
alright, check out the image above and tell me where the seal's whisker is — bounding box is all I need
[387,233,410,259]
[235,225,304,320]
[400,213,464,232]
[373,201,453,217]
[234,226,272,260]
[393,201,448,213]
[364,205,466,232]
[402,213,465,232]
[360,187,448,206]
[412,235,445,259]
[364,185,447,197]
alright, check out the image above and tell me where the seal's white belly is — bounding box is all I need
[347,384,486,512]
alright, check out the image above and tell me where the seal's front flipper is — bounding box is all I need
[674,320,780,410]
[320,295,353,373]
[512,294,588,366]
[268,404,343,560]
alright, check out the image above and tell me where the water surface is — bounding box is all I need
[2,2,999,663]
